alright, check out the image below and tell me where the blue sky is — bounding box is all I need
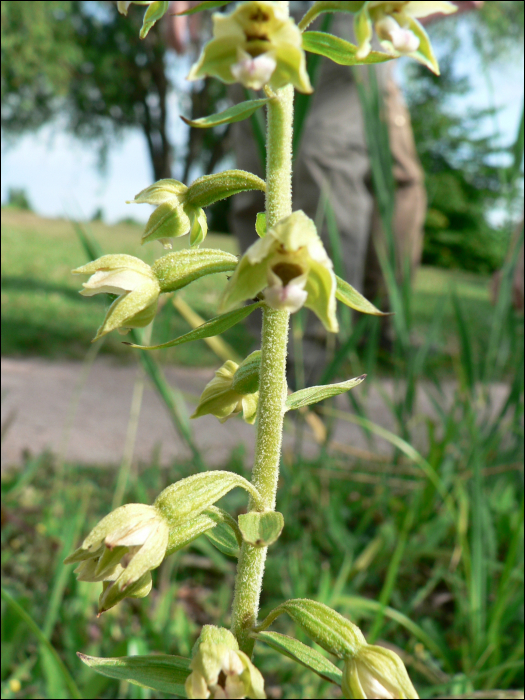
[2,19,523,225]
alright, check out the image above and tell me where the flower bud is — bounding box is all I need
[64,504,169,613]
[185,626,266,699]
[342,645,419,699]
[73,255,160,340]
[220,211,338,333]
[188,1,312,93]
[191,359,259,425]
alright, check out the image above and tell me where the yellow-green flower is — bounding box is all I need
[128,179,208,248]
[221,210,338,333]
[191,359,259,425]
[73,254,160,340]
[64,504,169,613]
[188,1,312,93]
[354,1,457,74]
[342,644,419,699]
[186,626,265,699]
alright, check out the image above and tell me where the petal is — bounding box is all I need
[220,255,268,312]
[73,254,152,276]
[98,571,152,613]
[114,518,169,591]
[272,43,312,93]
[270,210,320,253]
[187,37,239,84]
[80,269,150,296]
[78,504,157,553]
[304,261,339,333]
[142,202,191,245]
[231,50,277,90]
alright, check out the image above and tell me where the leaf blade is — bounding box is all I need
[182,98,272,129]
[176,1,231,15]
[124,302,262,351]
[336,275,391,315]
[302,31,394,66]
[286,375,366,411]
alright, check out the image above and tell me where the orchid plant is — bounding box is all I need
[67,2,456,697]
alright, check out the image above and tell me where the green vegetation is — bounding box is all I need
[1,209,512,370]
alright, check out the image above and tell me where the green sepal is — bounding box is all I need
[185,170,266,209]
[141,201,191,245]
[256,598,367,659]
[166,506,242,557]
[139,1,169,39]
[204,508,242,558]
[303,31,394,65]
[123,302,263,351]
[255,212,267,238]
[77,653,190,697]
[166,512,218,556]
[182,98,272,129]
[154,471,264,525]
[299,1,366,31]
[336,275,390,315]
[406,16,440,75]
[285,375,366,411]
[253,631,342,685]
[238,511,284,547]
[152,249,238,293]
[176,1,231,15]
[231,350,261,395]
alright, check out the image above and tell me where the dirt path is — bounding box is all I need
[1,356,510,469]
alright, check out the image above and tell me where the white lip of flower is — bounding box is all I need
[231,49,277,91]
[79,268,151,296]
[375,15,420,54]
[264,269,308,313]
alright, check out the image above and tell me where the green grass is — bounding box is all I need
[1,209,510,369]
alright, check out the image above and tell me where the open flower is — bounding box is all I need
[188,0,312,93]
[342,644,419,699]
[186,626,265,699]
[354,1,457,74]
[128,178,207,248]
[64,504,169,613]
[73,254,160,340]
[191,359,259,425]
[220,210,338,333]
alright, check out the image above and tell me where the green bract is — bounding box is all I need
[342,645,419,699]
[221,210,338,332]
[354,1,457,74]
[72,255,160,340]
[64,504,169,613]
[186,626,266,699]
[191,358,260,425]
[187,0,312,93]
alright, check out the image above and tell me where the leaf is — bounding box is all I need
[139,1,169,39]
[155,470,264,523]
[78,653,190,697]
[186,170,266,209]
[285,375,366,411]
[176,1,231,15]
[238,511,284,547]
[336,275,391,315]
[256,599,366,659]
[182,98,272,129]
[152,249,238,293]
[124,302,262,351]
[255,212,266,237]
[253,631,342,685]
[302,31,394,66]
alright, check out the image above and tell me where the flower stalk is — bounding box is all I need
[230,10,294,655]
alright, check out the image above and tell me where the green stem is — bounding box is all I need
[230,29,294,655]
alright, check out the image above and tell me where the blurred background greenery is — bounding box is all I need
[1,2,524,699]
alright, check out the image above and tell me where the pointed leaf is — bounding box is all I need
[182,98,272,129]
[152,249,238,293]
[78,653,190,697]
[286,375,366,412]
[139,1,169,39]
[253,631,343,685]
[302,31,394,66]
[124,302,263,351]
[336,275,391,315]
[176,1,231,15]
[186,170,266,209]
[155,471,264,524]
[238,511,284,547]
[255,212,267,238]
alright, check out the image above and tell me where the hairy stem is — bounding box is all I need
[230,20,294,656]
